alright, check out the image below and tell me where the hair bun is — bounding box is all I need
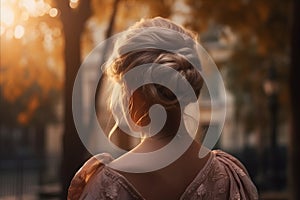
[141,52,203,107]
[107,17,203,108]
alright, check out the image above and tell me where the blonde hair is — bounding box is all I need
[107,17,203,105]
[105,17,203,137]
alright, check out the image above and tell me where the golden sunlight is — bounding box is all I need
[14,25,25,39]
[69,0,79,9]
[49,8,58,18]
[0,5,15,26]
[0,0,60,38]
[19,0,36,15]
[19,0,51,17]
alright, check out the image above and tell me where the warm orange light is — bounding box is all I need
[0,25,5,35]
[1,5,15,26]
[49,8,58,18]
[19,0,51,17]
[20,0,36,15]
[6,29,14,40]
[0,0,59,38]
[69,0,79,9]
[14,25,25,39]
[21,12,29,21]
[18,112,29,125]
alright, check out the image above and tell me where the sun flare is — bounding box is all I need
[14,25,25,39]
[1,5,15,26]
[0,0,58,38]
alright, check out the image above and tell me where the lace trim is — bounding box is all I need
[104,168,145,200]
[180,150,258,200]
[180,151,215,199]
[102,151,216,200]
[72,150,258,200]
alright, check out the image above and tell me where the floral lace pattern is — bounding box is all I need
[68,150,259,200]
[180,150,258,200]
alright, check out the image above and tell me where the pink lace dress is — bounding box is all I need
[68,150,258,200]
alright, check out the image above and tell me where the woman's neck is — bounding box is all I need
[132,134,175,153]
[131,126,199,153]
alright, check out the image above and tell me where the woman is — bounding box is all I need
[68,17,258,200]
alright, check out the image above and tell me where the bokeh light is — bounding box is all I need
[69,0,79,9]
[49,8,58,18]
[0,5,15,26]
[14,25,25,39]
[19,0,51,17]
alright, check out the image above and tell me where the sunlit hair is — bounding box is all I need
[104,17,203,139]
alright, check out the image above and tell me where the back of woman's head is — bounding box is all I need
[106,17,203,109]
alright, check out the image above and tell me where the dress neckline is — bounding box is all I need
[102,151,215,199]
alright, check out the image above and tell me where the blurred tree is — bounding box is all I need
[2,0,293,196]
[185,0,291,146]
[290,0,300,199]
[54,0,93,198]
[184,0,292,192]
[0,0,63,155]
[144,0,175,18]
[0,0,64,191]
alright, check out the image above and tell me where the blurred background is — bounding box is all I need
[1,0,299,199]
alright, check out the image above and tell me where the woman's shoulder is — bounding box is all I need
[67,153,114,200]
[212,150,249,175]
[68,153,144,200]
[187,149,259,200]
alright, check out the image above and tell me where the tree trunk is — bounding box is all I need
[61,28,90,199]
[55,1,92,199]
[290,0,300,199]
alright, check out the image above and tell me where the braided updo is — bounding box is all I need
[106,17,203,109]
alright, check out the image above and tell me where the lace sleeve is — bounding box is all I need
[186,150,259,200]
[213,150,259,200]
[67,153,113,200]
